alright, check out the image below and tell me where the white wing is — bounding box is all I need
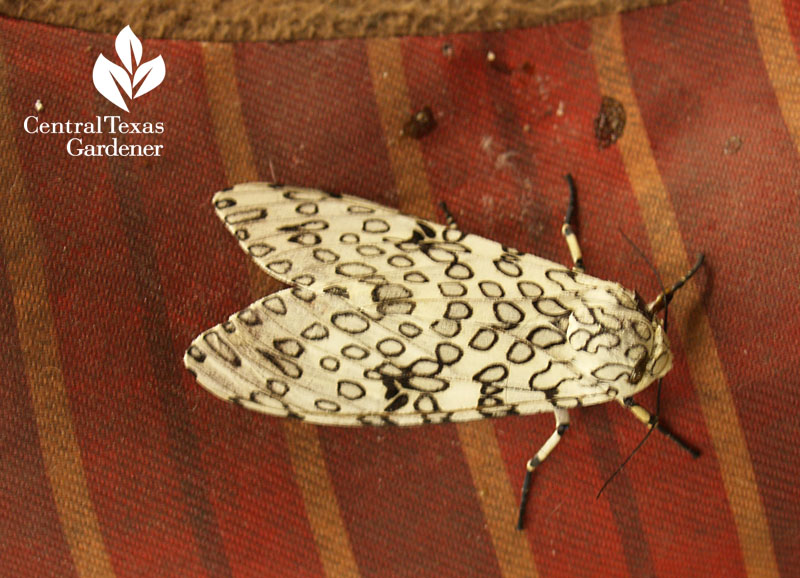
[185,184,662,425]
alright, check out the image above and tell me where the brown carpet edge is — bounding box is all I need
[0,0,675,42]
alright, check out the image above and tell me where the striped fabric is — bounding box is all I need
[1,1,798,576]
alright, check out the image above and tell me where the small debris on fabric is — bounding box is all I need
[724,135,743,155]
[402,106,437,139]
[594,96,626,148]
[486,49,512,74]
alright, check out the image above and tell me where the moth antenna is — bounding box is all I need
[598,391,701,499]
[596,422,656,499]
[647,254,705,320]
[616,228,667,299]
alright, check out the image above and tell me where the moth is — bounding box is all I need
[184,176,703,529]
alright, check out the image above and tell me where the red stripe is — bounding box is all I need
[782,0,800,55]
[234,40,397,197]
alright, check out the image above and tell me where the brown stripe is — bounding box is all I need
[0,51,115,577]
[363,39,438,220]
[365,37,539,578]
[750,0,800,158]
[590,15,781,578]
[202,43,260,184]
[201,44,361,578]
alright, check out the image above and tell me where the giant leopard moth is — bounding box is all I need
[183,176,703,529]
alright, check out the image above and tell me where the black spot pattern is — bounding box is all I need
[224,208,267,225]
[267,260,292,275]
[342,344,369,360]
[388,255,414,268]
[266,379,289,397]
[301,323,329,340]
[257,348,302,379]
[336,262,377,277]
[363,219,390,233]
[249,243,275,257]
[274,338,304,358]
[377,338,405,357]
[331,312,370,334]
[338,381,366,399]
[357,245,385,257]
[320,356,340,372]
[470,328,498,351]
[479,281,504,298]
[445,262,473,280]
[445,301,472,320]
[404,271,429,283]
[493,301,524,326]
[238,309,261,326]
[296,202,319,215]
[399,323,422,338]
[431,319,461,338]
[438,282,467,297]
[203,332,241,367]
[315,399,341,412]
[313,248,339,263]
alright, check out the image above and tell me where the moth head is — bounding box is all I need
[627,295,673,393]
[632,323,672,386]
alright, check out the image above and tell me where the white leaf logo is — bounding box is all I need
[93,26,165,112]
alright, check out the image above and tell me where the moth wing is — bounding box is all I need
[197,183,630,419]
[213,182,610,317]
[212,183,445,290]
[184,288,611,426]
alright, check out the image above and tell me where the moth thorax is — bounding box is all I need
[565,308,672,395]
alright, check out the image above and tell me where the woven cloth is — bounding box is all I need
[1,2,798,576]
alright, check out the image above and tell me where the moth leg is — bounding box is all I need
[439,201,459,230]
[619,397,699,457]
[516,408,570,530]
[561,174,585,273]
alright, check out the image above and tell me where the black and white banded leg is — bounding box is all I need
[439,201,459,230]
[619,398,699,457]
[517,408,570,530]
[561,174,585,273]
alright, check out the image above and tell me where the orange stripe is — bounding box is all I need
[0,51,115,577]
[750,0,800,156]
[365,37,539,578]
[201,44,361,578]
[590,15,780,578]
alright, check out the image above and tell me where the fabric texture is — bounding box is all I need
[1,2,799,576]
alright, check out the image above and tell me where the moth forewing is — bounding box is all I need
[184,180,700,528]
